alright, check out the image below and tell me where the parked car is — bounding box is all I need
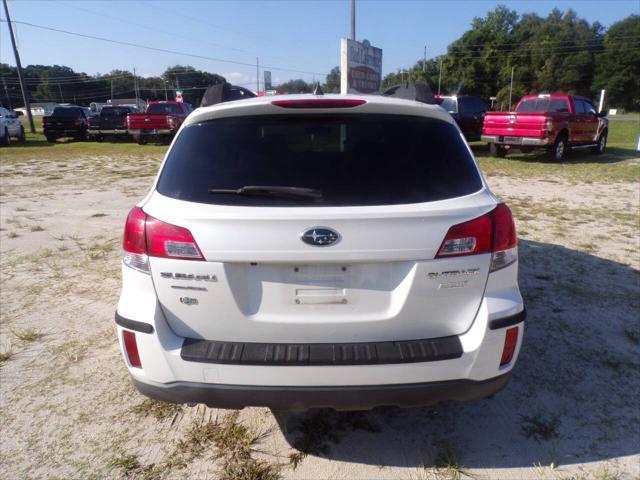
[0,107,25,146]
[482,94,608,161]
[42,106,89,143]
[126,101,193,145]
[116,94,525,411]
[88,106,137,141]
[436,95,488,141]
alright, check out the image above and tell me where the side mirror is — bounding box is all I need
[13,111,23,117]
[596,111,607,118]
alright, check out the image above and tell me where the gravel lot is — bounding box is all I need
[0,147,638,480]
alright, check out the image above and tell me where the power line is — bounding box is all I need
[59,2,255,57]
[0,19,330,79]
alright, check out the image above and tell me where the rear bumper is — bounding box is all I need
[128,128,173,135]
[131,372,512,410]
[116,260,525,410]
[88,129,128,135]
[43,129,82,137]
[482,135,549,146]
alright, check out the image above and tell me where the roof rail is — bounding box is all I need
[382,82,437,104]
[200,82,257,108]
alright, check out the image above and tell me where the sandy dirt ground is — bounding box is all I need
[0,153,638,480]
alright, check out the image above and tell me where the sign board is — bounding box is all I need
[175,89,183,103]
[340,38,382,94]
[264,71,272,91]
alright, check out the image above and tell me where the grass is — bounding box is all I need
[521,414,561,442]
[288,410,381,467]
[13,327,43,342]
[5,116,168,163]
[431,440,464,480]
[9,117,635,184]
[474,119,639,184]
[0,346,14,365]
[624,328,639,345]
[131,399,182,421]
[151,412,281,479]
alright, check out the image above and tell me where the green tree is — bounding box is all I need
[276,79,311,94]
[322,66,340,93]
[593,15,640,110]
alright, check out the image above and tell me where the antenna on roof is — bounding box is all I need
[313,82,324,95]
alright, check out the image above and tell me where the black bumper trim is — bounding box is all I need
[132,373,512,410]
[489,308,526,330]
[181,334,463,366]
[115,312,154,334]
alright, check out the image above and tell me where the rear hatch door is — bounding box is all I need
[145,111,494,344]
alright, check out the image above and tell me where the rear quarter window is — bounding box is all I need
[156,114,483,207]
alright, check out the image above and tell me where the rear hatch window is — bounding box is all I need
[516,98,570,113]
[147,103,182,114]
[52,107,82,117]
[157,114,482,207]
[101,107,129,117]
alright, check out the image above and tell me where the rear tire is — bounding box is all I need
[1,128,9,146]
[136,135,147,145]
[46,135,57,143]
[489,143,507,158]
[591,131,607,154]
[95,134,104,143]
[547,134,567,162]
[75,129,88,142]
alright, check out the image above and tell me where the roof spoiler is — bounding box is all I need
[382,81,437,105]
[200,82,257,108]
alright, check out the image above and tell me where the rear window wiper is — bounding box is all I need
[208,185,323,200]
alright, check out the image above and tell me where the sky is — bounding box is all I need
[1,0,638,88]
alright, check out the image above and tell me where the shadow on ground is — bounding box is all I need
[278,240,640,469]
[470,143,637,163]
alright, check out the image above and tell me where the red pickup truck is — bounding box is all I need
[126,101,193,144]
[482,94,608,161]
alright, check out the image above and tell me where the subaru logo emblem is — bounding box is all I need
[301,227,340,247]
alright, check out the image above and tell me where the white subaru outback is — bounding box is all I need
[116,95,525,411]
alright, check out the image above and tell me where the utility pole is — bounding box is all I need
[256,57,259,94]
[2,79,12,109]
[437,58,443,95]
[350,0,355,41]
[163,81,168,101]
[2,0,35,132]
[57,83,64,103]
[508,66,514,112]
[423,44,427,73]
[133,67,139,108]
[110,78,113,102]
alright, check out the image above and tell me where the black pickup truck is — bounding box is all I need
[88,106,137,141]
[42,107,89,142]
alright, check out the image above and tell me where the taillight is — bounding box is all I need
[87,117,91,127]
[122,207,203,274]
[271,99,366,109]
[436,203,517,271]
[545,118,554,132]
[74,119,82,126]
[435,214,492,257]
[500,327,518,366]
[167,116,176,128]
[146,216,204,260]
[122,330,142,368]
